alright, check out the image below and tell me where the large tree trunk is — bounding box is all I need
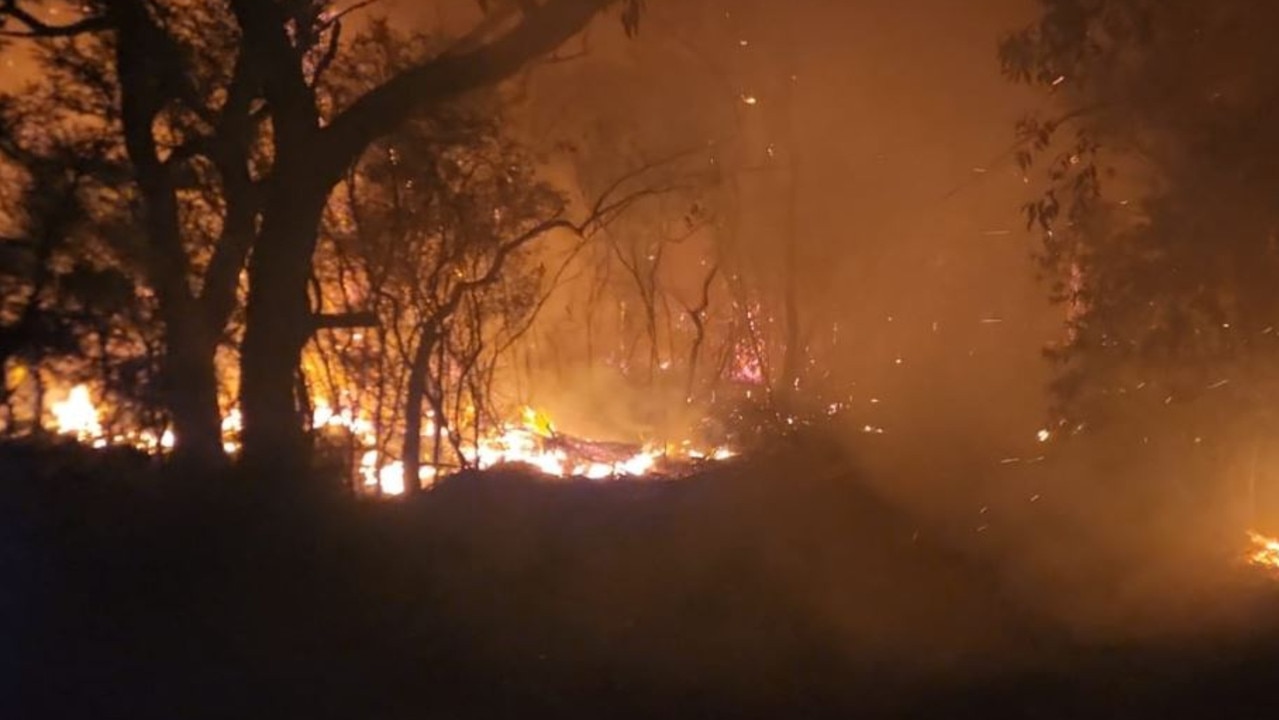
[229,0,616,483]
[400,327,436,496]
[163,322,224,467]
[109,0,229,469]
[239,187,328,477]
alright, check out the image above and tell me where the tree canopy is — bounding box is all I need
[1002,0,1279,437]
[0,0,636,475]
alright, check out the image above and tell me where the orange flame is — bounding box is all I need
[41,387,736,495]
[51,385,103,446]
[1246,531,1279,571]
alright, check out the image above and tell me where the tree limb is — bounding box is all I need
[318,0,617,183]
[197,52,263,336]
[0,0,109,37]
[227,0,320,147]
[312,310,379,331]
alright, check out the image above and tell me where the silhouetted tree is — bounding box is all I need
[0,0,641,477]
[308,26,565,492]
[1002,0,1279,439]
[284,20,669,495]
[0,128,163,439]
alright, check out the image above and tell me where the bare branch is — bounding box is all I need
[312,311,379,331]
[493,235,592,356]
[324,0,380,27]
[162,135,219,170]
[0,0,109,37]
[309,17,343,89]
[684,263,719,399]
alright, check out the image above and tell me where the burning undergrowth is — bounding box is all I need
[33,381,741,492]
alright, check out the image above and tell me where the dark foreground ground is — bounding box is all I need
[3,437,1279,719]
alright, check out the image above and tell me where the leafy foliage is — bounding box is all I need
[1002,0,1279,432]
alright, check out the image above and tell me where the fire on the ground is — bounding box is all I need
[47,384,736,495]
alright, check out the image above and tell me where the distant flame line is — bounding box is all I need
[47,384,736,496]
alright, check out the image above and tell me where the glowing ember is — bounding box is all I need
[1246,531,1279,571]
[51,385,102,441]
[730,340,765,385]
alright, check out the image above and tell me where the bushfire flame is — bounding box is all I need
[1246,531,1279,571]
[50,385,102,446]
[48,384,736,496]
